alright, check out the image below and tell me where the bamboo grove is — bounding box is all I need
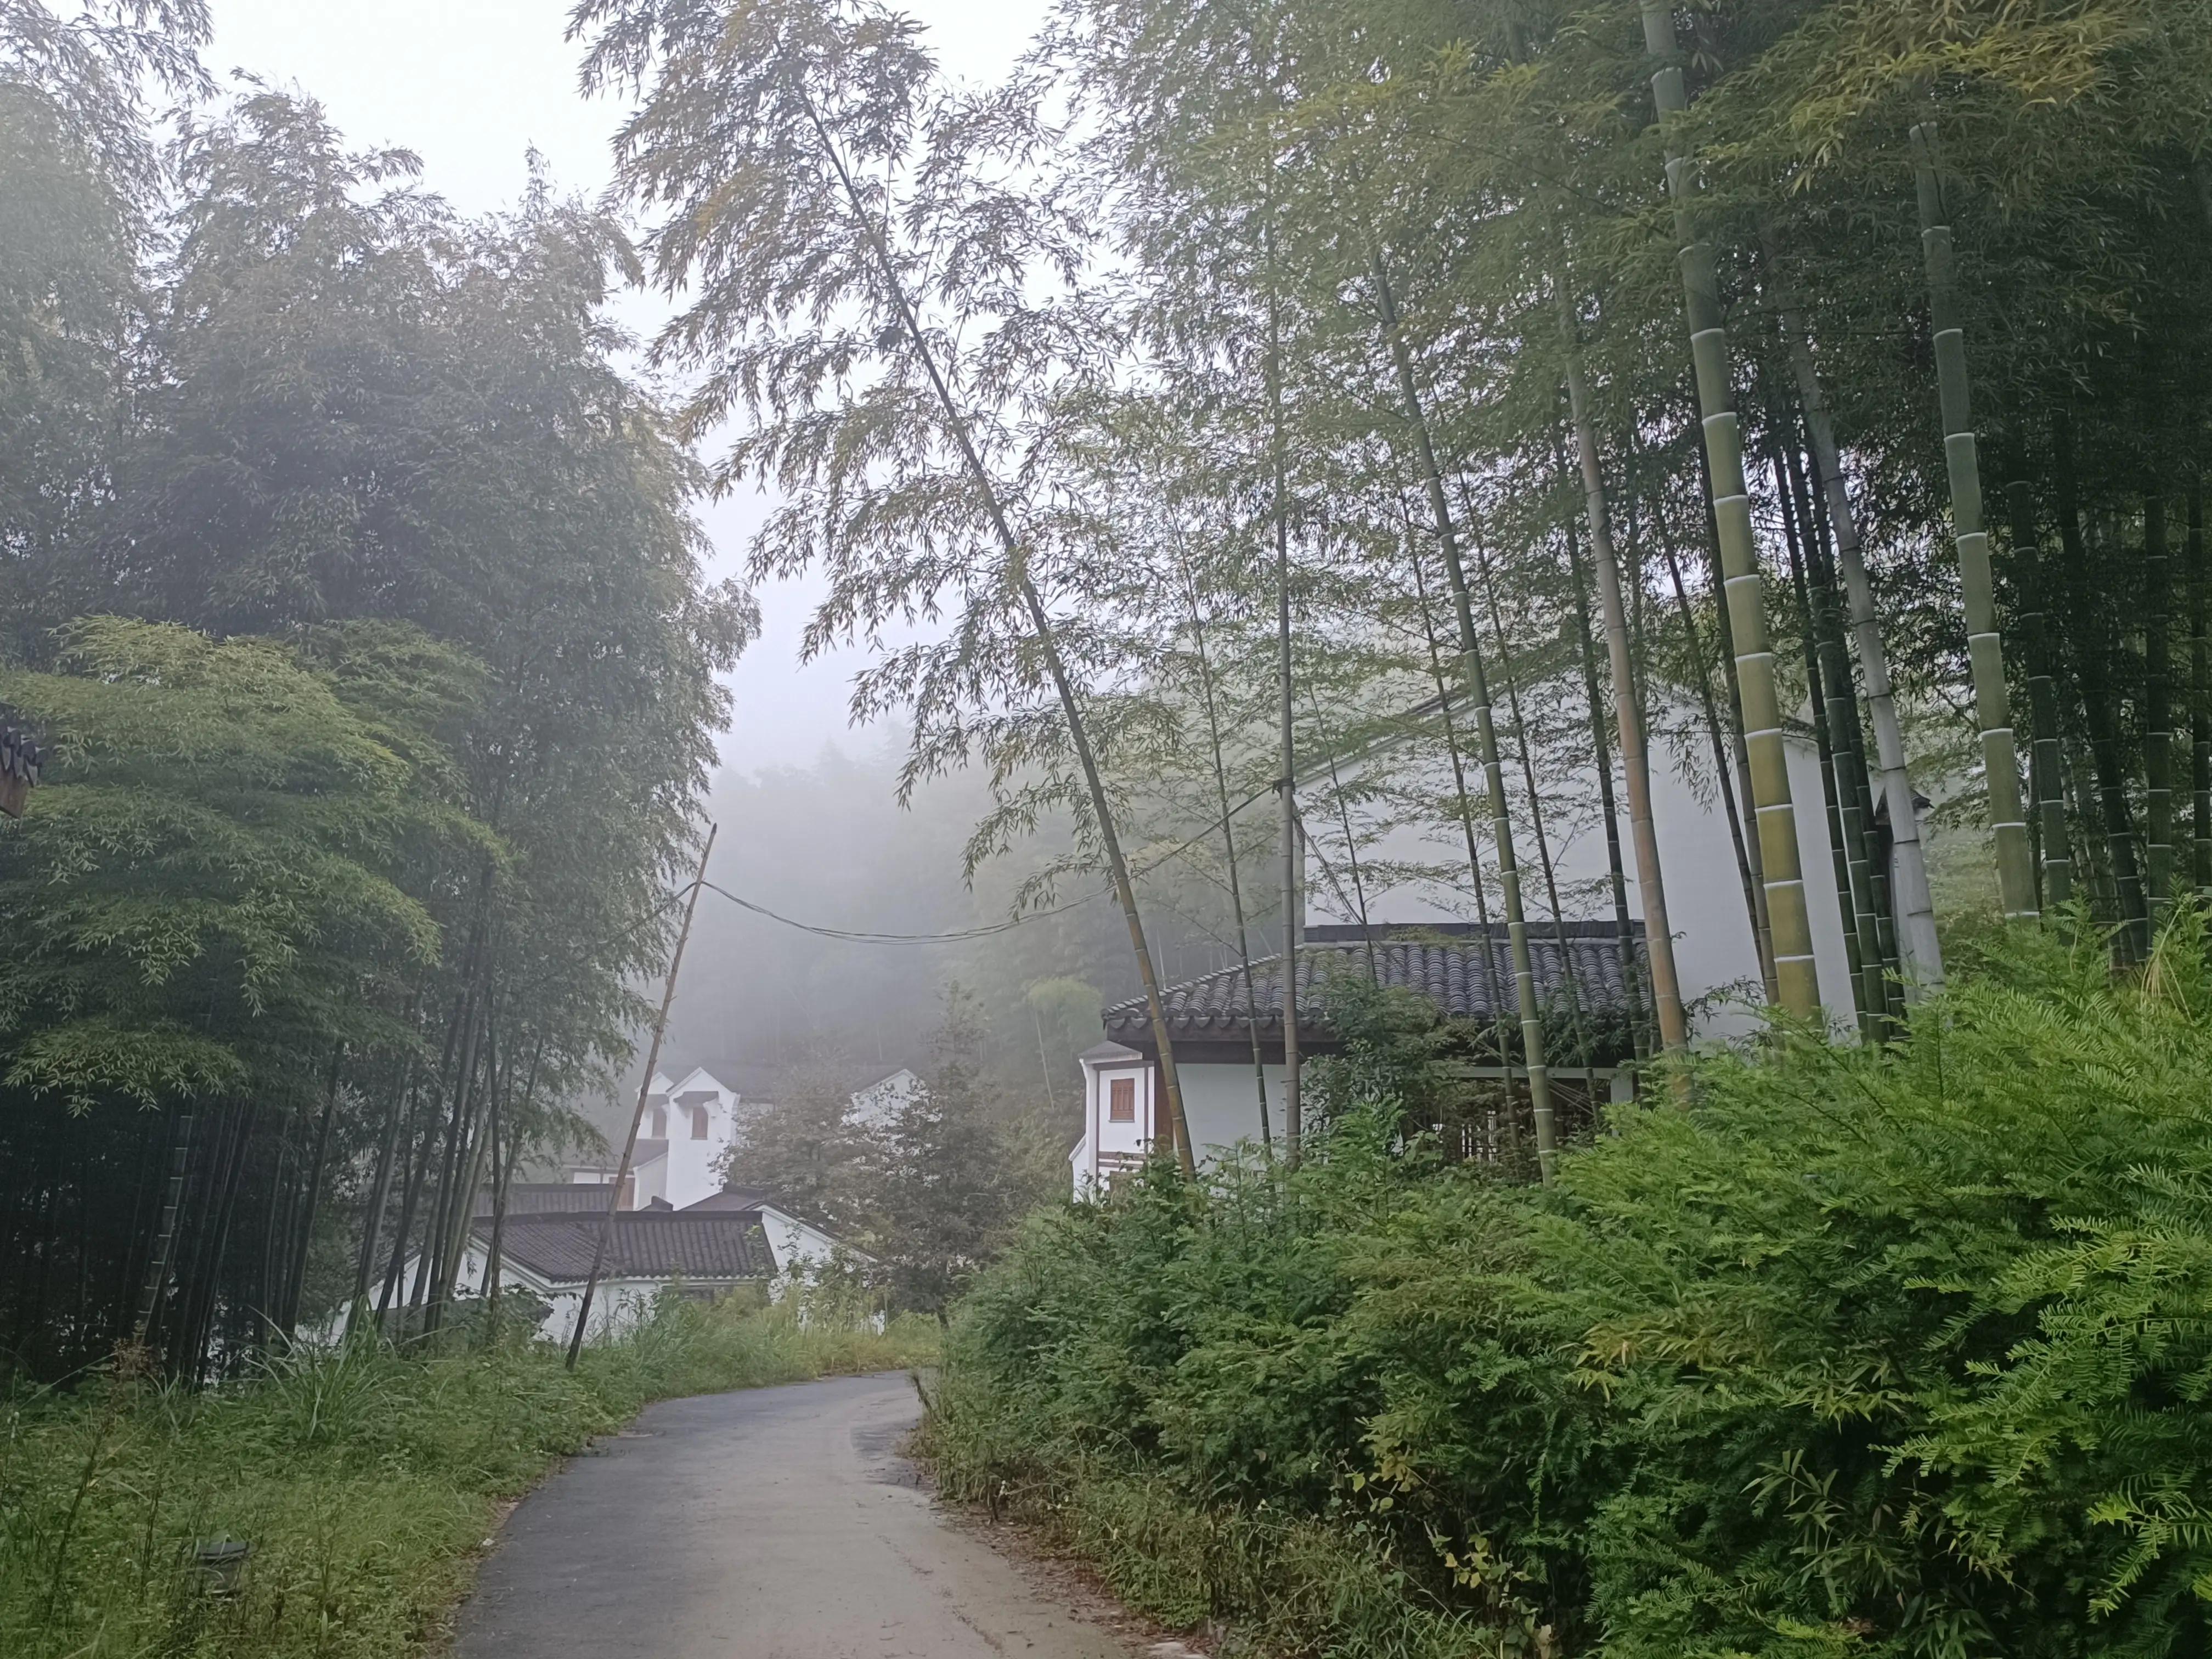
[0,12,749,1381]
[577,0,2212,1145]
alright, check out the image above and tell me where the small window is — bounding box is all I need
[649,1105,667,1138]
[690,1104,710,1141]
[1108,1076,1136,1122]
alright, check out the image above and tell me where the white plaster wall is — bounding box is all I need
[1177,1061,1283,1160]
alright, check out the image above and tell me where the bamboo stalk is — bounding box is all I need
[1473,525,1598,1098]
[805,98,1195,1172]
[1411,539,1519,1087]
[1783,436,1887,1025]
[2144,493,2176,907]
[129,1110,195,1347]
[1562,499,1655,1064]
[2191,486,2211,893]
[1656,513,1766,976]
[1270,274,1301,1167]
[1641,2,1819,1015]
[1182,578,1272,1153]
[2056,416,2149,954]
[1770,285,1939,991]
[2005,481,2074,907]
[1776,449,1870,1031]
[1560,324,1688,1052]
[1374,256,1556,1180]
[1909,122,2035,920]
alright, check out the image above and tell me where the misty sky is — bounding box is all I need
[205,0,1047,774]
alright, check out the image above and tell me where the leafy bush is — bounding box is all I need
[924,916,2212,1657]
[1,1293,933,1658]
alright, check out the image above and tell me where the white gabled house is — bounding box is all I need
[567,1065,757,1212]
[1070,923,1644,1194]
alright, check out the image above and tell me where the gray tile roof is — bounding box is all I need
[679,1187,787,1213]
[1102,922,1646,1065]
[479,1212,776,1284]
[475,1183,621,1219]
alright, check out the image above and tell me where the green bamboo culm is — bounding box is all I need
[2006,480,2073,908]
[1910,122,2036,921]
[1640,1,1819,1017]
[1375,256,1556,1177]
[2144,494,2176,907]
[2191,487,2211,893]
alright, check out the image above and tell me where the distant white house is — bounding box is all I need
[331,1063,923,1346]
[567,1064,924,1209]
[348,1184,852,1347]
[849,1066,923,1130]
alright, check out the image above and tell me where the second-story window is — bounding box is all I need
[691,1104,710,1141]
[1108,1076,1136,1122]
[650,1105,667,1138]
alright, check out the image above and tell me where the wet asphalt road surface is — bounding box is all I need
[453,1371,1138,1659]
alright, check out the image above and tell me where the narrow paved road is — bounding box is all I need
[454,1372,1137,1658]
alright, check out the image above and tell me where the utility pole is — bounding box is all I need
[567,823,716,1369]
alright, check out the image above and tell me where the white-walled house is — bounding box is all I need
[1069,923,1643,1193]
[348,1183,852,1347]
[567,1065,757,1212]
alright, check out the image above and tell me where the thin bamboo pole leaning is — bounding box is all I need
[1510,18,1681,1056]
[1270,278,1301,1167]
[567,824,715,1370]
[1769,279,1941,991]
[1182,577,1273,1154]
[1410,539,1521,1107]
[802,98,1196,1172]
[1374,257,1556,1180]
[1780,436,1885,1027]
[1562,500,1654,1064]
[1640,1,1819,1017]
[1909,122,2035,922]
[1560,319,1688,1053]
[1780,465,1876,1031]
[130,1110,194,1346]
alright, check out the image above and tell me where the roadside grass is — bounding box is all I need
[2,1292,935,1659]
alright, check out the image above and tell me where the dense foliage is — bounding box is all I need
[0,12,750,1379]
[928,917,2212,1656]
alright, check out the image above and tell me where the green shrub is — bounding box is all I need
[925,916,2212,1657]
[1,1292,934,1658]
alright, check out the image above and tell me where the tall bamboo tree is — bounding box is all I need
[1909,121,2035,921]
[1640,1,1819,1016]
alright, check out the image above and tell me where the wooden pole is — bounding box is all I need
[567,824,716,1368]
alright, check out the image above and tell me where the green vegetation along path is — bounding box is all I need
[455,1372,1133,1658]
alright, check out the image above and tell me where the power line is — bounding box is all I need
[680,684,1477,950]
